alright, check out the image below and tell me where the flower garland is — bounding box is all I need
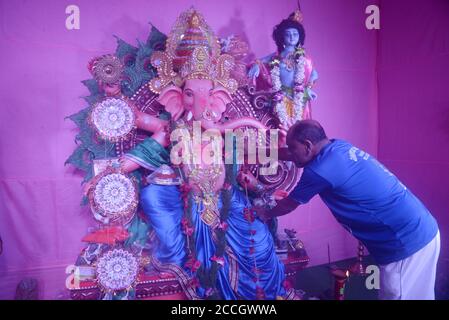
[173,118,235,300]
[269,46,307,126]
[180,164,234,299]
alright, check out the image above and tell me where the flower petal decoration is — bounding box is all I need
[243,208,256,223]
[185,257,201,272]
[210,255,225,267]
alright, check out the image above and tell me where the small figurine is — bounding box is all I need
[248,5,318,129]
[284,228,307,257]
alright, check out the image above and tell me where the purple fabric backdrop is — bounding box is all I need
[377,0,449,274]
[1,0,445,300]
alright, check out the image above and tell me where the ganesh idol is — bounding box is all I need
[248,8,318,129]
[108,9,298,300]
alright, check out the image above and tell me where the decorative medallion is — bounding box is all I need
[89,170,138,225]
[92,55,124,85]
[96,248,139,291]
[90,97,136,142]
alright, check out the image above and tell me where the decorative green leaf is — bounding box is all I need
[114,36,138,60]
[66,27,168,205]
[64,145,90,172]
[146,25,167,50]
[81,79,100,96]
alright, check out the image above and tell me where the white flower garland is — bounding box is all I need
[269,49,307,126]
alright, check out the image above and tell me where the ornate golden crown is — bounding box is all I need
[149,8,238,94]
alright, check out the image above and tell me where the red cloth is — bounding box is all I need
[81,226,129,245]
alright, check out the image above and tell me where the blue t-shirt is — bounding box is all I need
[289,139,438,265]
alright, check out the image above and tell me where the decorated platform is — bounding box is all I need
[69,254,309,300]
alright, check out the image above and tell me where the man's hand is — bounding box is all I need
[258,197,300,222]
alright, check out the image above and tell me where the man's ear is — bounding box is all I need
[303,140,314,154]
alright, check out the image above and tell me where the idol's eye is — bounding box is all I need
[286,30,298,37]
[184,90,193,97]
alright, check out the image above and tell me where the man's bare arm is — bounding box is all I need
[255,197,300,222]
[269,197,300,218]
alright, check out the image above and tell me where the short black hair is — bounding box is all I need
[288,120,327,144]
[272,19,306,53]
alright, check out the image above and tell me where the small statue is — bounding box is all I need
[284,228,307,257]
[248,6,318,129]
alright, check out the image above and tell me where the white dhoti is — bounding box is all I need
[379,231,440,300]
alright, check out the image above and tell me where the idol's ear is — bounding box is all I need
[157,85,184,120]
[209,86,232,121]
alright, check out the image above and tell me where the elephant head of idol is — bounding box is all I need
[148,9,266,133]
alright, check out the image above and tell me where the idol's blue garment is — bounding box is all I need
[127,137,287,299]
[140,183,286,300]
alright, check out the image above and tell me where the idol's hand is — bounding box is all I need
[306,87,318,101]
[119,156,141,174]
[151,127,170,148]
[248,63,260,79]
[310,69,319,83]
[273,189,289,200]
[135,110,168,135]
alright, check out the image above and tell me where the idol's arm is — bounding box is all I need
[248,53,275,75]
[119,156,141,174]
[239,139,293,164]
[119,131,168,174]
[82,157,141,196]
[135,110,168,134]
[259,53,276,64]
[81,156,139,196]
[85,133,171,197]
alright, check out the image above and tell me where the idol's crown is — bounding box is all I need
[149,8,238,94]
